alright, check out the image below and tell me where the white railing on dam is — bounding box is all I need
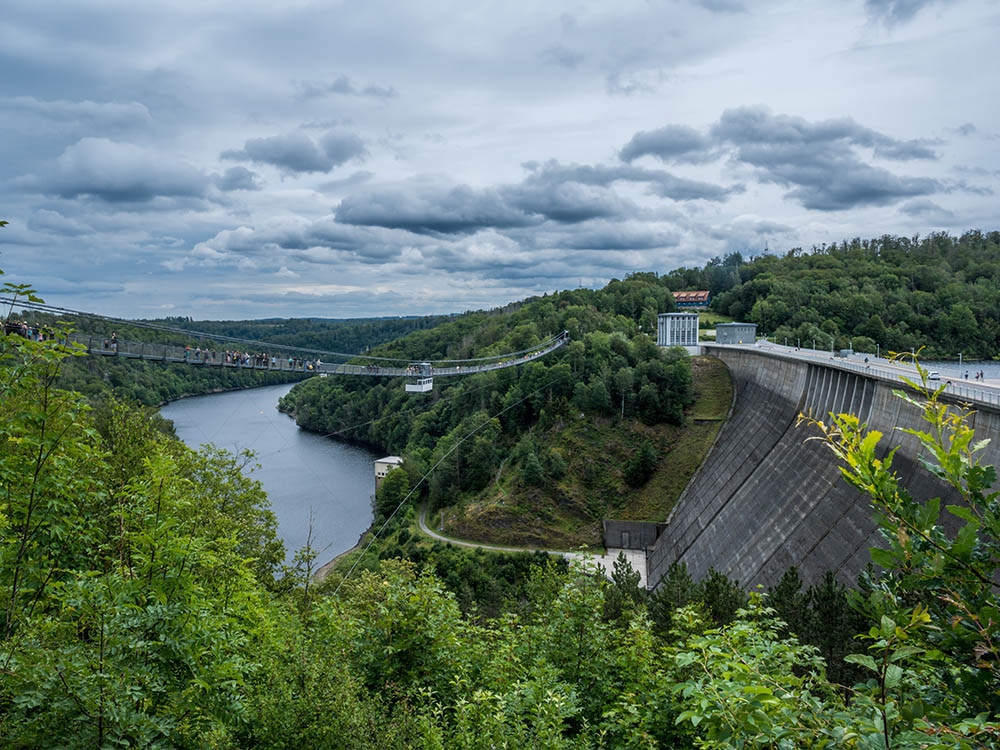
[704,341,1000,409]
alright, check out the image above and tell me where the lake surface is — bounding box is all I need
[160,383,375,566]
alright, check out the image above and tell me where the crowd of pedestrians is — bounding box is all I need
[89,333,323,372]
[3,320,56,342]
[184,346,322,371]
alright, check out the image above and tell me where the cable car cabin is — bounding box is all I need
[404,362,433,393]
[405,376,433,393]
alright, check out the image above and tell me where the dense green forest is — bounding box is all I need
[667,230,1000,358]
[163,314,455,356]
[2,323,998,747]
[278,275,702,546]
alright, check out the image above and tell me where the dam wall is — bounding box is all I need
[647,347,1000,591]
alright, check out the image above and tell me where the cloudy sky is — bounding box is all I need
[1,0,997,319]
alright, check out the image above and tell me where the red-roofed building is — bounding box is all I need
[672,290,711,308]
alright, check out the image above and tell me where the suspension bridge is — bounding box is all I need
[1,296,569,390]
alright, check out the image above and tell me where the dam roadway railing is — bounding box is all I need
[705,341,1000,410]
[59,332,568,378]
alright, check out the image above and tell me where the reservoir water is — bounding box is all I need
[160,383,375,566]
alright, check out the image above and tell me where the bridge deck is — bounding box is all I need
[63,333,567,378]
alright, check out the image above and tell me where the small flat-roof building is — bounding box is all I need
[715,322,757,345]
[374,456,404,489]
[658,313,700,353]
[672,290,711,308]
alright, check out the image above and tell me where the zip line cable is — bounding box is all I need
[252,372,512,463]
[332,368,570,597]
[0,296,566,366]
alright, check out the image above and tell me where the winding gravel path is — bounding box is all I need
[417,505,648,587]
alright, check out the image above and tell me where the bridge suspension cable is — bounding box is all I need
[1,295,569,379]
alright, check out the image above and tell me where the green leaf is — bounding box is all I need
[953,520,980,559]
[917,497,940,530]
[946,504,978,525]
[844,653,878,672]
[869,548,897,569]
[880,615,896,637]
[885,664,903,688]
[889,645,924,662]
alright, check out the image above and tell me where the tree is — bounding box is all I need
[374,467,410,523]
[803,362,1000,740]
[602,551,644,625]
[520,450,544,487]
[624,439,658,487]
[647,561,694,638]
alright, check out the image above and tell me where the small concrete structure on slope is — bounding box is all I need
[374,456,404,489]
[603,520,666,551]
[714,322,757,345]
[657,312,701,355]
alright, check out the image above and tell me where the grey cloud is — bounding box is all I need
[294,76,397,100]
[336,183,537,235]
[221,130,366,174]
[214,167,261,192]
[606,71,658,97]
[646,173,743,201]
[707,217,794,244]
[709,106,941,210]
[507,181,628,223]
[521,160,740,202]
[319,131,368,167]
[186,217,430,270]
[780,163,939,211]
[299,119,354,130]
[1,96,152,132]
[864,0,946,24]
[16,138,212,203]
[415,240,628,281]
[27,208,91,236]
[945,179,994,196]
[334,159,740,236]
[620,124,715,163]
[533,221,682,251]
[711,106,937,160]
[900,198,955,222]
[539,45,583,68]
[317,170,374,194]
[954,164,991,177]
[956,122,977,136]
[692,0,745,13]
[10,275,126,296]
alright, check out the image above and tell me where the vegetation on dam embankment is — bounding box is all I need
[434,355,732,549]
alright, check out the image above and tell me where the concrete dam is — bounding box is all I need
[644,345,1000,591]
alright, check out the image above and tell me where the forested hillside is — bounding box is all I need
[2,327,997,747]
[278,275,706,546]
[669,230,1000,358]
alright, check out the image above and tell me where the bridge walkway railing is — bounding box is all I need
[55,332,567,378]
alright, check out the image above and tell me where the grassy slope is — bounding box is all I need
[698,311,735,327]
[435,355,733,549]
